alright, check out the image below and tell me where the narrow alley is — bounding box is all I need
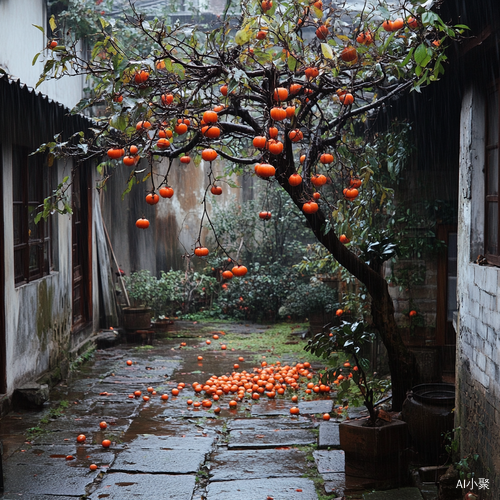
[0,322,357,500]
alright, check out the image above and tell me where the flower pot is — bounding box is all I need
[401,383,455,461]
[339,418,410,489]
[152,318,174,334]
[122,306,152,330]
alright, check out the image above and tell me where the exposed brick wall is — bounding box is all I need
[456,264,500,497]
[386,259,438,345]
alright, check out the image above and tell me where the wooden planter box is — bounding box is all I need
[122,307,152,330]
[339,418,410,489]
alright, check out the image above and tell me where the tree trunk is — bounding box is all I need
[370,281,419,410]
[275,153,420,410]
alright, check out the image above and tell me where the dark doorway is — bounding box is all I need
[437,225,458,377]
[72,166,92,331]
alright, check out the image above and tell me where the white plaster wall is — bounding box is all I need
[1,145,75,393]
[0,0,85,109]
[456,84,500,489]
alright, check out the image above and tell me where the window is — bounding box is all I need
[13,146,52,285]
[485,84,500,265]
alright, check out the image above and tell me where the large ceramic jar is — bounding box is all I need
[402,383,455,460]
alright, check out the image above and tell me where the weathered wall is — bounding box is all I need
[101,156,250,276]
[0,0,85,109]
[2,147,72,393]
[457,85,500,495]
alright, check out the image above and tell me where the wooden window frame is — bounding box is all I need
[13,146,52,286]
[485,82,500,266]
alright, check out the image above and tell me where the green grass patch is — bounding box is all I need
[70,345,96,371]
[204,323,322,364]
[296,444,339,500]
[26,426,47,441]
[25,400,70,441]
[39,400,69,424]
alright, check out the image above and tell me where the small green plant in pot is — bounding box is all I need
[124,269,218,319]
[123,270,157,309]
[306,319,388,424]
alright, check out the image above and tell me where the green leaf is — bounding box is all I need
[311,6,323,18]
[287,55,298,71]
[422,11,438,26]
[164,59,173,72]
[401,47,414,67]
[321,43,334,60]
[234,28,251,46]
[32,52,41,66]
[110,113,128,131]
[122,176,135,200]
[414,43,427,65]
[172,63,185,78]
[33,24,45,33]
[99,17,110,29]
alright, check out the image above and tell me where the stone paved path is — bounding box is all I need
[0,322,368,500]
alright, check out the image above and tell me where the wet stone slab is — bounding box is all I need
[88,472,196,499]
[42,414,131,434]
[362,487,424,500]
[104,359,182,379]
[250,400,295,416]
[318,421,340,449]
[209,448,308,481]
[2,445,114,497]
[127,433,216,453]
[98,377,169,388]
[123,419,204,440]
[323,473,346,496]
[90,398,142,419]
[228,427,317,449]
[227,417,316,430]
[206,477,318,500]
[111,448,207,473]
[298,399,333,414]
[313,450,345,474]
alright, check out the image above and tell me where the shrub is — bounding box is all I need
[279,276,339,320]
[124,269,218,318]
[215,264,301,322]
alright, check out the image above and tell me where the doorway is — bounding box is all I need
[437,225,458,377]
[71,166,92,331]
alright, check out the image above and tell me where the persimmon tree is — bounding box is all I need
[34,0,466,409]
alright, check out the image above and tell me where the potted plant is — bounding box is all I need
[123,269,218,327]
[121,270,156,330]
[306,319,410,489]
